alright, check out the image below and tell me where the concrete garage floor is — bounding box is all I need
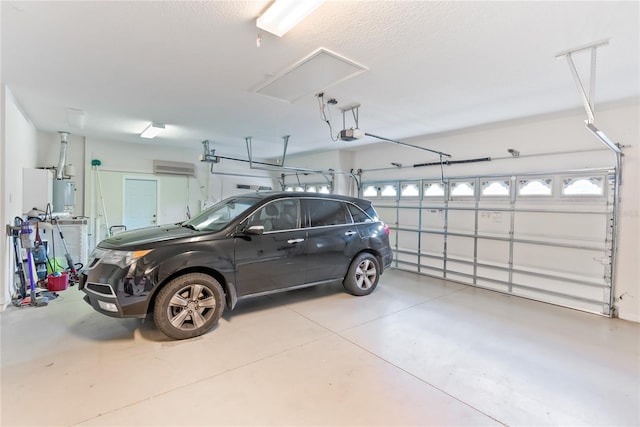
[1,269,638,426]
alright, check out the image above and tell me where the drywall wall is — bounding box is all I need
[81,137,277,247]
[1,86,39,309]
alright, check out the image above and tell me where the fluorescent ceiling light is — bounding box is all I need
[140,122,165,139]
[257,0,325,37]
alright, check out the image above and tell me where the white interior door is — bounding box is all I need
[123,178,158,230]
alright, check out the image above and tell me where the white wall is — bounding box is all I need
[354,105,633,180]
[82,137,277,246]
[1,86,39,309]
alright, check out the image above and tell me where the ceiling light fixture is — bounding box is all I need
[256,0,325,37]
[140,122,165,139]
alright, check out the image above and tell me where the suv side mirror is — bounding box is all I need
[244,225,264,235]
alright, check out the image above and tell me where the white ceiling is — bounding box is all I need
[2,1,638,160]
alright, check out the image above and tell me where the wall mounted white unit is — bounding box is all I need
[22,168,53,213]
[153,160,195,176]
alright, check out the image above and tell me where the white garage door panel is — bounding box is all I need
[477,239,511,265]
[446,209,476,234]
[477,212,511,235]
[396,252,419,268]
[397,230,419,251]
[514,211,607,243]
[421,209,445,229]
[447,259,474,274]
[447,235,475,259]
[398,208,420,227]
[364,169,615,316]
[420,257,443,274]
[512,243,605,278]
[512,273,605,298]
[375,206,396,225]
[420,233,445,255]
[512,283,607,313]
[476,268,510,287]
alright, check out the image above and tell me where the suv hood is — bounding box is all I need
[98,224,201,249]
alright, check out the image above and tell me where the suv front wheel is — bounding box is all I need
[343,253,380,296]
[153,273,225,339]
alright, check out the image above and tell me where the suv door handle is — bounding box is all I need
[287,238,305,244]
[344,231,357,236]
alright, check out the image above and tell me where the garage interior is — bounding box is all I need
[1,1,639,426]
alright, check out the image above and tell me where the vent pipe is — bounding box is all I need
[56,131,70,180]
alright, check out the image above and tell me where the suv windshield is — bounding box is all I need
[183,196,259,232]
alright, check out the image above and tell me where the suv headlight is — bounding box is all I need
[98,249,152,269]
[86,247,107,269]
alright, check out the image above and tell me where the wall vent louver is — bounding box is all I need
[153,160,195,176]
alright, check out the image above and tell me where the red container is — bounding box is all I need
[47,272,69,291]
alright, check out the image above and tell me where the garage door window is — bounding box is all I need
[562,177,604,196]
[363,185,378,198]
[518,178,552,196]
[401,183,420,197]
[481,179,510,197]
[381,184,398,198]
[284,185,305,192]
[450,181,475,197]
[424,182,445,198]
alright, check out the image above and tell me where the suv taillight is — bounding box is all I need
[384,224,390,235]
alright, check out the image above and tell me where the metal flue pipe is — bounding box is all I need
[56,131,70,179]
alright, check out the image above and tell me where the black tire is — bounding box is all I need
[153,273,225,340]
[343,252,380,296]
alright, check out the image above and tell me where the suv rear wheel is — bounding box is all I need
[153,273,224,339]
[343,253,380,296]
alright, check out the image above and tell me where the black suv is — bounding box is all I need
[80,192,393,339]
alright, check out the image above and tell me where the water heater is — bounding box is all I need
[52,180,75,214]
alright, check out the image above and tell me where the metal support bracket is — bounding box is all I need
[341,103,361,130]
[555,39,609,124]
[246,135,290,169]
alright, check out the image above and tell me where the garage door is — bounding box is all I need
[362,168,616,316]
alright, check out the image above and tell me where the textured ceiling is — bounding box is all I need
[2,1,638,160]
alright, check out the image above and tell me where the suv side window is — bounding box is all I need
[247,199,300,232]
[347,203,373,223]
[307,199,351,227]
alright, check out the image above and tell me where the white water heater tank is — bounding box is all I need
[53,180,75,214]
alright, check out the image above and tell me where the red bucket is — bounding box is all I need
[47,272,69,291]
